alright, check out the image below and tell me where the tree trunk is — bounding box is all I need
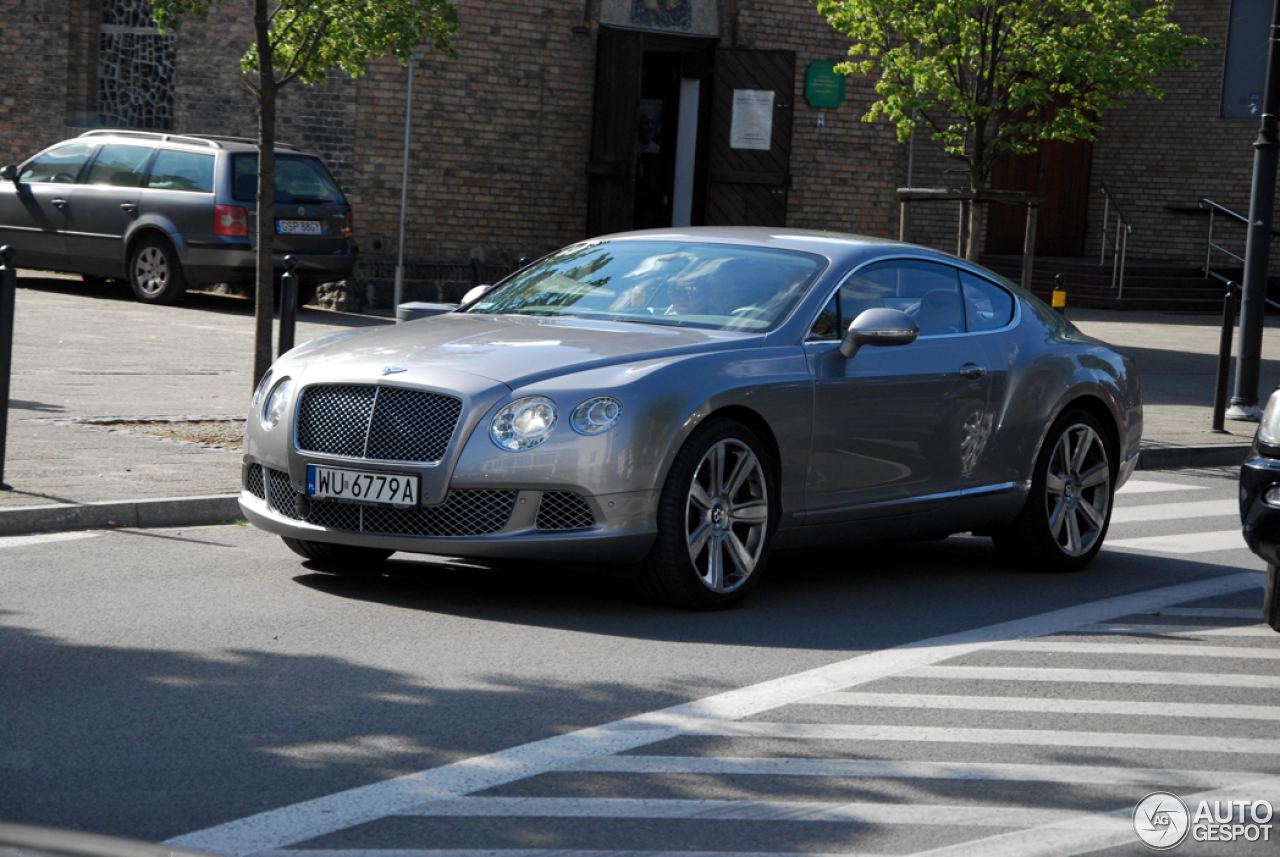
[252,0,276,388]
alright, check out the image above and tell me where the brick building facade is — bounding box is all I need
[0,0,1266,279]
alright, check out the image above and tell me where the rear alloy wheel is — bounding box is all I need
[638,419,775,609]
[282,537,393,575]
[129,236,187,304]
[994,410,1114,572]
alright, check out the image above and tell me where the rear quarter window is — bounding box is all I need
[147,150,215,193]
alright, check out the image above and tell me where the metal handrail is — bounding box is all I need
[1206,267,1280,310]
[1099,183,1132,297]
[1199,197,1280,283]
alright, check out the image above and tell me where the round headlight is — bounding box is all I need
[261,377,293,431]
[1260,388,1280,446]
[570,396,623,435]
[490,396,558,451]
[251,369,273,407]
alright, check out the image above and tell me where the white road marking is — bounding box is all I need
[806,691,1280,720]
[1158,607,1263,618]
[1110,498,1238,523]
[673,721,1280,754]
[0,531,99,550]
[911,774,1280,857]
[267,851,872,857]
[1115,480,1206,495]
[911,665,1280,688]
[403,796,1084,827]
[1105,530,1248,554]
[565,756,1263,788]
[1073,622,1277,637]
[162,573,1261,856]
[995,640,1280,659]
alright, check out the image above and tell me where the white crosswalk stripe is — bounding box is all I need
[165,479,1279,857]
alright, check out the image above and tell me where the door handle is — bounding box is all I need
[959,363,987,380]
[52,198,67,208]
[120,202,137,212]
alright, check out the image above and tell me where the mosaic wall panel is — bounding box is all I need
[98,0,176,130]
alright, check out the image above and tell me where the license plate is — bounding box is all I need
[306,465,418,506]
[277,219,322,235]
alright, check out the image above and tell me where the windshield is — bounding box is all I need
[464,241,827,332]
[231,153,346,204]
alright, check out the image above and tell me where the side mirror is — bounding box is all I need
[461,284,493,305]
[0,165,17,183]
[839,307,919,359]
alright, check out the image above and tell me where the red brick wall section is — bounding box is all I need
[0,0,74,166]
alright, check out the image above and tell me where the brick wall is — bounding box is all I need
[0,0,74,166]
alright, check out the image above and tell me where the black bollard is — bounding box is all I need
[0,245,16,489]
[278,255,299,358]
[1210,286,1238,434]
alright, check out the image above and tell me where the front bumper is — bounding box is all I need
[240,463,657,563]
[1241,450,1280,566]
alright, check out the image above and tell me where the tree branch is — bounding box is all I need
[277,16,330,87]
[240,72,261,100]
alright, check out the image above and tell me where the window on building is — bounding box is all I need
[98,0,176,130]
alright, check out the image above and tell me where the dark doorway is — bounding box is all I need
[586,28,716,238]
[986,138,1093,256]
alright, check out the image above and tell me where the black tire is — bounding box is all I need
[993,409,1115,572]
[637,418,777,610]
[128,235,187,304]
[282,537,393,574]
[1265,563,1280,632]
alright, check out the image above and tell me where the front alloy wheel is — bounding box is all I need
[685,438,770,593]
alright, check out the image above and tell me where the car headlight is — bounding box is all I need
[570,396,623,435]
[490,396,558,451]
[251,370,273,407]
[1260,388,1280,446]
[261,377,293,431]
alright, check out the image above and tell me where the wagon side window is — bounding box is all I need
[958,270,1015,332]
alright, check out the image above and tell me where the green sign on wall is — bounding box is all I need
[805,62,846,109]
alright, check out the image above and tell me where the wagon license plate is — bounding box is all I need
[277,219,322,235]
[306,465,418,506]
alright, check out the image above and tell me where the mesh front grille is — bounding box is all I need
[536,491,596,530]
[364,490,517,537]
[366,387,463,462]
[295,384,462,463]
[266,468,303,520]
[296,385,377,458]
[264,470,515,538]
[244,463,265,500]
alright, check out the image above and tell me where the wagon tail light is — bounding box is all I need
[343,208,354,240]
[214,204,248,237]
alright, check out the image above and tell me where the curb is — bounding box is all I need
[1136,443,1253,471]
[0,495,242,536]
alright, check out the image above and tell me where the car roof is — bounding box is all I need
[74,130,311,156]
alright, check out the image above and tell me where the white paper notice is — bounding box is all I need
[730,89,774,150]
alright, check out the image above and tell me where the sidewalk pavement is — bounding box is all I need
[0,274,1276,535]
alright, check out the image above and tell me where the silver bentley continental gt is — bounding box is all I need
[240,227,1142,609]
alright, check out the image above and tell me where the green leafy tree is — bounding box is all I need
[814,0,1212,259]
[146,0,460,384]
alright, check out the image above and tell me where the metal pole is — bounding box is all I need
[1118,226,1129,300]
[1112,217,1122,290]
[1021,204,1038,291]
[899,200,910,243]
[1211,286,1238,433]
[278,255,298,357]
[1230,0,1280,421]
[0,246,15,489]
[394,56,414,320]
[1099,192,1109,266]
[1205,208,1215,279]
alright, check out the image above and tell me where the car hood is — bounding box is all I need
[286,313,760,390]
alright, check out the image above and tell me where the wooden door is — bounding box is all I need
[986,138,1093,256]
[586,28,643,238]
[703,49,795,227]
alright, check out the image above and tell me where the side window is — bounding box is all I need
[839,274,891,332]
[808,291,840,340]
[85,144,153,187]
[18,143,96,184]
[147,150,215,193]
[959,271,1015,332]
[858,260,965,337]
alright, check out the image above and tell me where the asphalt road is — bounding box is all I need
[1,468,1276,856]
